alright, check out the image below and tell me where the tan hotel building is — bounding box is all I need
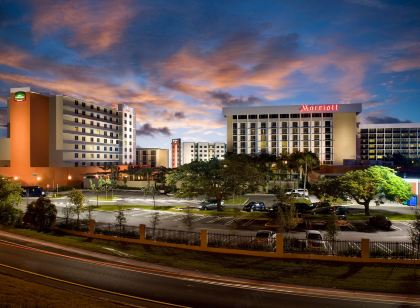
[0,87,136,186]
[223,103,362,165]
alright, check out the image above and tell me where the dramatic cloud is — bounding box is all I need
[136,123,171,136]
[366,116,412,124]
[174,112,186,119]
[32,0,136,54]
[383,42,420,73]
[208,91,262,107]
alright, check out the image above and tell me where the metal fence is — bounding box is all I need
[207,233,276,252]
[284,238,362,257]
[95,223,139,239]
[370,241,419,259]
[145,227,200,246]
[56,218,89,232]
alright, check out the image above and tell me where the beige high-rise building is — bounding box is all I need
[223,103,362,165]
[136,148,169,168]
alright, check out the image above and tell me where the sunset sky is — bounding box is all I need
[0,0,419,148]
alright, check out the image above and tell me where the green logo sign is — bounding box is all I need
[14,91,26,102]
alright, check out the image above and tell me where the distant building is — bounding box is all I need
[359,123,420,161]
[171,138,181,168]
[136,148,169,168]
[223,104,362,165]
[182,142,226,165]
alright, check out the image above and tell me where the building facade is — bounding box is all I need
[359,123,420,161]
[223,104,362,165]
[171,138,181,168]
[2,87,136,168]
[136,148,169,168]
[182,142,226,164]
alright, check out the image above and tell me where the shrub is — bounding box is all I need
[23,197,57,231]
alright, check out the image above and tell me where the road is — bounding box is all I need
[0,237,417,308]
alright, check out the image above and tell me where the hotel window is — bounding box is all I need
[82,137,86,141]
[238,115,247,119]
[312,113,321,118]
[75,100,79,105]
[269,114,278,119]
[233,123,237,129]
[259,114,268,119]
[301,114,310,118]
[280,114,289,118]
[323,113,333,117]
[249,115,257,119]
[291,114,300,118]
[74,145,79,149]
[325,121,331,127]
[282,128,288,134]
[82,102,86,107]
[75,118,79,123]
[233,115,237,119]
[282,122,288,128]
[292,122,298,128]
[74,153,79,158]
[303,122,309,128]
[75,109,79,114]
[271,122,277,128]
[75,136,79,141]
[82,153,86,158]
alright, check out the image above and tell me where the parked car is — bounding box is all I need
[310,205,348,220]
[255,230,277,248]
[197,199,224,210]
[368,215,392,230]
[305,230,327,250]
[286,189,309,197]
[21,186,45,197]
[243,201,267,212]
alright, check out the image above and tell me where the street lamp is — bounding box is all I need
[13,176,19,181]
[68,175,72,181]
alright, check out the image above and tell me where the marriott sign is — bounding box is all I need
[299,104,339,112]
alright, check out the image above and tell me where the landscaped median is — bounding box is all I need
[1,227,419,295]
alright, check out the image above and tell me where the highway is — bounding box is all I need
[0,238,418,308]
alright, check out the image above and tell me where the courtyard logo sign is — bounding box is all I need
[300,104,339,112]
[14,91,26,102]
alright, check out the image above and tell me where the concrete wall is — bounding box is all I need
[333,113,357,165]
[0,138,10,166]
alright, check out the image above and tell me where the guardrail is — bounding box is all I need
[56,219,420,265]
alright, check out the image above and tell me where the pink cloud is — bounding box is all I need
[32,0,136,54]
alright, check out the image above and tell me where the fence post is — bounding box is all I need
[139,224,146,242]
[361,238,370,259]
[275,233,284,256]
[200,229,208,249]
[87,219,96,235]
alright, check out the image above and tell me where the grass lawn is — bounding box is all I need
[2,227,419,294]
[224,196,248,205]
[95,204,268,218]
[347,209,416,221]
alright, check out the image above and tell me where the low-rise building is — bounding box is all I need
[182,142,226,164]
[136,148,169,168]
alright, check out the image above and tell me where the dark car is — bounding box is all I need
[310,205,348,220]
[243,201,267,212]
[21,186,45,197]
[368,215,392,230]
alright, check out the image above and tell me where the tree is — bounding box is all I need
[182,206,194,230]
[275,203,299,233]
[311,177,348,204]
[0,176,23,226]
[23,197,57,231]
[101,177,112,200]
[89,179,102,207]
[149,210,160,240]
[68,189,85,225]
[289,151,319,191]
[115,206,127,232]
[327,166,411,216]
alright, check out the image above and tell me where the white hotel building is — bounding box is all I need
[182,142,226,165]
[223,104,362,165]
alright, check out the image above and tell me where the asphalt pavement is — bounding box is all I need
[0,234,418,308]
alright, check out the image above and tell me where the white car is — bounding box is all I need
[305,230,327,250]
[286,189,309,197]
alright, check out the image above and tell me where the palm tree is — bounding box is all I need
[288,151,319,190]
